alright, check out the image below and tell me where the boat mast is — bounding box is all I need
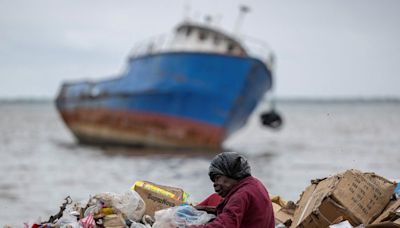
[233,5,250,35]
[183,0,192,21]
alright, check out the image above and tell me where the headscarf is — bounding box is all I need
[208,152,251,182]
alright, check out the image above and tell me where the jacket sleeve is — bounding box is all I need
[189,192,248,228]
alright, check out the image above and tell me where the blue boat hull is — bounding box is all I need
[56,52,272,149]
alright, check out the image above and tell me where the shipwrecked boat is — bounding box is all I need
[55,10,281,150]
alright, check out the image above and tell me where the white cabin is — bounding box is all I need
[169,23,247,56]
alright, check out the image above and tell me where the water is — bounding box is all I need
[1,100,399,226]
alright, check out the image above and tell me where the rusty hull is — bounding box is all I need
[59,108,224,150]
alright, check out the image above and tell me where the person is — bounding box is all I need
[189,152,275,228]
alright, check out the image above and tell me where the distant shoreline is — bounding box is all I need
[274,97,400,104]
[1,97,399,104]
[0,98,53,104]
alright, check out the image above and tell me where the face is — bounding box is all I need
[213,175,238,197]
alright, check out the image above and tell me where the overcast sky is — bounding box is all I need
[1,0,399,99]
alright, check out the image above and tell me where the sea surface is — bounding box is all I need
[1,100,399,226]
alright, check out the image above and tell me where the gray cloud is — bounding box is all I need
[0,0,399,98]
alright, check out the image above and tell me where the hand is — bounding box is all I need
[194,205,217,215]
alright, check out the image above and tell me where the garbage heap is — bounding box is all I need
[22,180,214,228]
[19,169,400,228]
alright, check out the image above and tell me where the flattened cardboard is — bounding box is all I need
[293,197,356,228]
[134,185,183,217]
[276,209,294,226]
[273,202,282,214]
[291,176,340,228]
[372,198,400,224]
[273,202,294,225]
[332,170,395,224]
[103,214,125,227]
[366,220,400,228]
[271,195,289,207]
[291,170,396,228]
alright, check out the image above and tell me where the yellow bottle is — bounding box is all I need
[132,181,178,200]
[100,207,114,215]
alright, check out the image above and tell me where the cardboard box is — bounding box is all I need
[366,219,400,228]
[273,202,294,225]
[371,198,400,225]
[271,195,296,226]
[134,183,184,217]
[132,180,187,201]
[291,170,395,228]
[276,207,295,226]
[151,181,186,201]
[103,214,126,228]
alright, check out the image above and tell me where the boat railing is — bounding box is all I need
[128,32,276,73]
[128,33,175,59]
[240,36,276,72]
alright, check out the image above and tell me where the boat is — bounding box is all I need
[55,11,280,150]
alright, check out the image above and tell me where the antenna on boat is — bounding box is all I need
[183,0,192,21]
[234,5,250,35]
[215,14,223,26]
[204,15,213,25]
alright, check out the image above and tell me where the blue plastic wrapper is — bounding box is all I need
[153,205,215,228]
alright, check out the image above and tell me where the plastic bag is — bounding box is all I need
[92,190,146,221]
[152,205,215,228]
[130,221,149,228]
[56,215,80,228]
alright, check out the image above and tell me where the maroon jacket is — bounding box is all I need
[190,176,275,228]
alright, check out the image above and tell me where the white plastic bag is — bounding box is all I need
[152,205,215,228]
[329,220,365,228]
[93,190,146,221]
[56,215,80,228]
[130,221,149,228]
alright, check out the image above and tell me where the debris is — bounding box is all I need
[131,180,188,217]
[21,171,399,228]
[152,205,215,228]
[45,196,73,224]
[290,170,396,228]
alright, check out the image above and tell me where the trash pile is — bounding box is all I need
[14,170,400,228]
[17,180,214,228]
